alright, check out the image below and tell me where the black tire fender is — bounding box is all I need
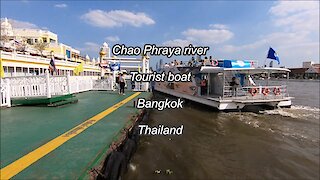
[129,125,140,144]
[103,151,127,180]
[122,139,137,163]
[141,114,148,123]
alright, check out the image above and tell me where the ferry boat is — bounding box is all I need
[155,59,293,110]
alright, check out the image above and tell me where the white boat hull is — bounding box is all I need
[155,87,292,110]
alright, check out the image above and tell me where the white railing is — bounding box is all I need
[133,82,149,92]
[50,76,69,96]
[223,85,288,99]
[0,71,120,107]
[69,76,94,93]
[0,70,148,107]
[92,79,114,91]
[0,79,11,107]
[9,75,48,98]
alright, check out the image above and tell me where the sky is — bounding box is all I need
[1,0,319,68]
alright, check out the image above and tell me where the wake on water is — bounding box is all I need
[221,105,320,143]
[261,105,320,120]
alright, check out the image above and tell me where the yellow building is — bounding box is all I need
[1,18,85,63]
[14,28,58,45]
[46,43,82,62]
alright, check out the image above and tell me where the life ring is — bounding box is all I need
[273,87,281,95]
[248,87,258,96]
[262,87,270,96]
[211,59,219,66]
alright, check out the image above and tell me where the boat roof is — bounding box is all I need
[200,66,291,74]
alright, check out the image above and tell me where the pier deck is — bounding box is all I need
[0,91,151,179]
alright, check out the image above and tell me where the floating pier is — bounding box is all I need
[0,91,151,179]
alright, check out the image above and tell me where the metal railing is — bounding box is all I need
[133,82,149,92]
[223,85,288,100]
[92,79,114,91]
[1,72,97,107]
[0,79,11,107]
[0,72,149,107]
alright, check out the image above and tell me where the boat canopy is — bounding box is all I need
[200,66,290,74]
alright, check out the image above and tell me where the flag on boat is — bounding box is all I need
[74,62,84,75]
[0,58,5,78]
[267,47,280,64]
[110,63,120,71]
[49,57,56,72]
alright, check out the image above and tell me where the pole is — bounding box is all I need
[6,79,11,107]
[264,58,268,68]
[222,72,225,99]
[46,70,51,98]
[67,71,71,94]
[207,73,210,96]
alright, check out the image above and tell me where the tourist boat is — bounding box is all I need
[155,59,293,110]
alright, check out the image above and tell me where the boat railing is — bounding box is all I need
[222,85,289,100]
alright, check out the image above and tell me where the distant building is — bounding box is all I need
[289,61,320,79]
[305,66,320,79]
[0,18,14,37]
[13,28,58,44]
[0,18,82,62]
[289,68,308,79]
[302,61,314,68]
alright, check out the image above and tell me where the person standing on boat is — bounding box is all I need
[230,77,239,96]
[119,73,126,95]
[200,77,207,95]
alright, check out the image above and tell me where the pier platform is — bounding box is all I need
[0,91,151,179]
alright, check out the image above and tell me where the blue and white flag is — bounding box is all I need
[267,47,280,64]
[110,63,120,71]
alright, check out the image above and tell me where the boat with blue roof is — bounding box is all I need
[155,59,293,110]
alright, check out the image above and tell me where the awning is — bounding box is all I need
[200,66,290,74]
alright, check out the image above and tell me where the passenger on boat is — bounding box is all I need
[230,77,239,96]
[204,56,211,66]
[200,78,207,95]
[174,59,179,66]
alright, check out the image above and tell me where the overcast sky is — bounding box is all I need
[1,0,319,68]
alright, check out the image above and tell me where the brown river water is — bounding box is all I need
[124,80,320,180]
